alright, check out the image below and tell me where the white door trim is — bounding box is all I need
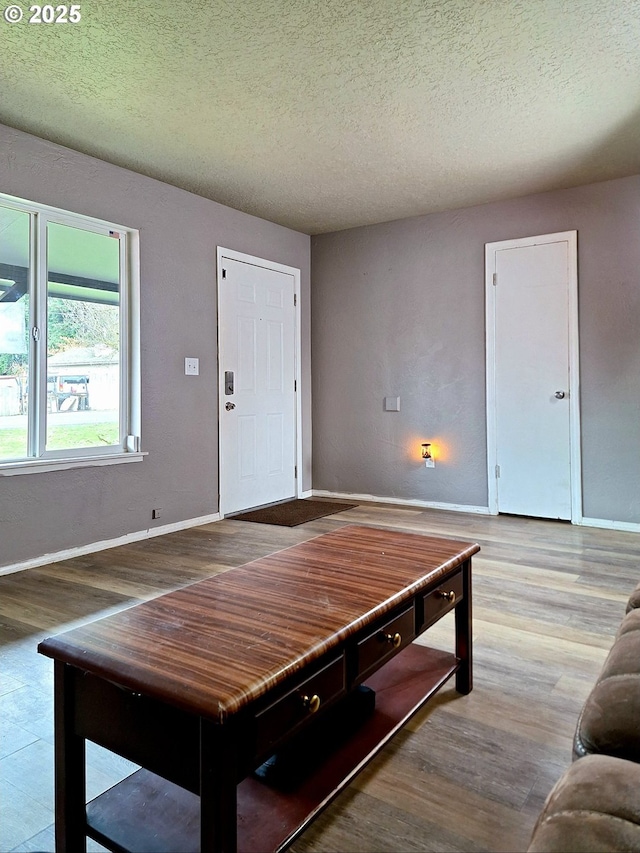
[217,247,302,518]
[485,231,582,522]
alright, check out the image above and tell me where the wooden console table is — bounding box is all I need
[38,525,479,853]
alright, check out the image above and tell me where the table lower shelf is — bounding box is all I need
[86,644,460,853]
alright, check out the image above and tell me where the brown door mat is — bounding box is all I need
[229,499,357,527]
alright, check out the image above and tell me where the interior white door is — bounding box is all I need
[219,256,296,515]
[489,235,576,519]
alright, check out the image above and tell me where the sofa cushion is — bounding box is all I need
[626,583,640,614]
[618,607,640,635]
[574,610,640,761]
[528,754,640,852]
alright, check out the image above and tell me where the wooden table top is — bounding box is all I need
[38,525,479,721]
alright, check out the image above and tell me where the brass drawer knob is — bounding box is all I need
[383,632,402,648]
[438,590,456,603]
[301,693,321,714]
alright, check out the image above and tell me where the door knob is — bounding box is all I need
[554,391,566,399]
[225,401,236,411]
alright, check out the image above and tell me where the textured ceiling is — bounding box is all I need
[1,0,639,234]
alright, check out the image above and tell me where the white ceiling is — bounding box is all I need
[1,0,639,234]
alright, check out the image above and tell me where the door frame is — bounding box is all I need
[216,247,303,517]
[485,231,582,522]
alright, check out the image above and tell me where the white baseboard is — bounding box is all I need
[313,490,491,515]
[300,489,313,499]
[0,512,222,577]
[578,517,640,533]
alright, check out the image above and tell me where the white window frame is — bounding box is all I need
[0,192,143,476]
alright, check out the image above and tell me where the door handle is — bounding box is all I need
[554,391,566,399]
[225,401,236,411]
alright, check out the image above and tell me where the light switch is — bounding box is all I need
[384,396,400,412]
[185,357,199,376]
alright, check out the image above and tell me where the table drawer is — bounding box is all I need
[255,654,346,756]
[356,605,415,682]
[421,569,463,630]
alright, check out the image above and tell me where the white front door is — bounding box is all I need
[486,232,580,520]
[218,253,298,515]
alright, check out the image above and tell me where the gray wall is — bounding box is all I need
[0,124,310,570]
[311,175,640,523]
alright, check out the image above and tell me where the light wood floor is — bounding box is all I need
[2,503,640,852]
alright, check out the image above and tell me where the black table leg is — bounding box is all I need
[200,718,238,852]
[455,558,473,694]
[54,661,87,852]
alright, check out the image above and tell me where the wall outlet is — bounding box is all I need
[185,357,199,376]
[424,458,435,468]
[152,508,162,519]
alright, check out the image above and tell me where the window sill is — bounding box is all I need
[0,452,146,476]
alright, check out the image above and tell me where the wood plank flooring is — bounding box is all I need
[2,503,639,852]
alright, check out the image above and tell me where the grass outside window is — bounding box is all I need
[0,423,119,458]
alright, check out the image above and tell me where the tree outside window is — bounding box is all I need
[0,198,139,467]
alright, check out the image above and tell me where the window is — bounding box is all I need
[0,194,140,473]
